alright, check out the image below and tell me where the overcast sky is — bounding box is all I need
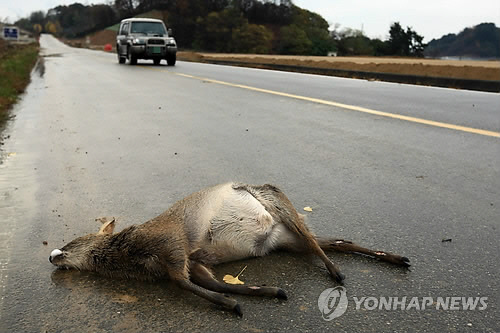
[294,0,500,41]
[1,0,500,42]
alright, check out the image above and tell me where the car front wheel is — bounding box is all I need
[127,47,137,65]
[166,54,176,66]
[117,45,126,64]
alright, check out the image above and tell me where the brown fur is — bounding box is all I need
[49,182,409,316]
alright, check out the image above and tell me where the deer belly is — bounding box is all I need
[195,183,284,261]
[208,209,282,258]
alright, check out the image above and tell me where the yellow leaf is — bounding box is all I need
[223,265,247,285]
[223,274,244,285]
[303,206,313,212]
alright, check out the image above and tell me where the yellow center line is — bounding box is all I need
[146,66,500,138]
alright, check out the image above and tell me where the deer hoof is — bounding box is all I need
[335,271,345,284]
[233,304,243,317]
[401,256,411,267]
[276,289,288,300]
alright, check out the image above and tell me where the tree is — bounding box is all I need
[15,18,32,32]
[45,21,62,35]
[29,11,46,26]
[88,5,118,31]
[279,24,312,55]
[114,0,139,17]
[33,24,43,35]
[291,6,333,55]
[333,28,374,56]
[407,28,425,57]
[387,22,409,56]
[387,22,425,57]
[193,8,247,52]
[14,11,46,33]
[231,23,273,53]
[237,0,293,25]
[13,0,336,55]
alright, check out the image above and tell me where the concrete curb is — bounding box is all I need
[195,59,500,93]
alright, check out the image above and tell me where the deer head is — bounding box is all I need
[49,218,116,270]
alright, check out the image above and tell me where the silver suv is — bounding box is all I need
[116,18,177,66]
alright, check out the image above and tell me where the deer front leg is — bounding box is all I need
[189,262,288,300]
[174,279,243,317]
[317,238,410,267]
[161,252,243,316]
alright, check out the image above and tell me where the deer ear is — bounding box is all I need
[98,218,116,235]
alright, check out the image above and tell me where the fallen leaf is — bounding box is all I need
[223,275,244,284]
[223,265,247,285]
[303,206,313,212]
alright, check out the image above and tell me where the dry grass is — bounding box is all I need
[202,53,500,68]
[179,52,500,81]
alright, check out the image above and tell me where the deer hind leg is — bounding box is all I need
[242,184,345,283]
[283,215,346,283]
[189,261,287,299]
[316,238,410,267]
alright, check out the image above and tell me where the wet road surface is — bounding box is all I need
[0,34,499,332]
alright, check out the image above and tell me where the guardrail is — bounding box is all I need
[199,59,500,93]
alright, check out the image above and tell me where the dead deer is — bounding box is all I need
[49,182,410,316]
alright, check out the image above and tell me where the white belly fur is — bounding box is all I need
[196,183,283,258]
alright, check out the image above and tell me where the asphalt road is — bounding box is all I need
[0,34,499,332]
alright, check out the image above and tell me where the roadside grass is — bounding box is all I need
[0,39,39,128]
[106,24,120,32]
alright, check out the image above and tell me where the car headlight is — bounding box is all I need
[133,38,145,45]
[167,38,176,46]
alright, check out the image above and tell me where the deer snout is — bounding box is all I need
[49,249,63,264]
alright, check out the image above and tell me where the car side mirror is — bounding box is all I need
[167,28,173,37]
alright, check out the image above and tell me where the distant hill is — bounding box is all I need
[425,23,500,59]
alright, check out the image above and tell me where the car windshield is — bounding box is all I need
[130,22,166,36]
